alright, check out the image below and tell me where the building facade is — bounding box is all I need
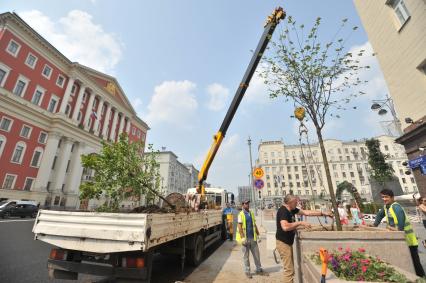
[153,151,198,196]
[256,136,418,203]
[184,163,200,188]
[238,186,253,205]
[353,0,426,195]
[0,12,149,209]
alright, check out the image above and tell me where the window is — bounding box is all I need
[350,172,355,178]
[48,96,59,113]
[31,148,43,167]
[334,172,338,178]
[20,125,32,139]
[13,76,29,97]
[31,87,45,106]
[342,172,347,178]
[390,0,410,26]
[0,135,6,157]
[384,145,389,151]
[348,164,353,170]
[3,174,16,189]
[332,164,337,170]
[11,142,26,163]
[0,117,13,132]
[0,63,11,87]
[6,40,20,57]
[340,164,345,170]
[132,127,136,135]
[38,132,47,144]
[56,75,65,87]
[65,104,71,116]
[52,156,57,170]
[411,177,415,183]
[42,65,52,79]
[25,53,38,69]
[24,178,34,191]
[402,178,406,184]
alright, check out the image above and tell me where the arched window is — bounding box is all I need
[0,135,6,157]
[30,146,44,168]
[11,141,26,164]
[77,111,83,123]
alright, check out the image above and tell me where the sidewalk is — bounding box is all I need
[183,213,283,283]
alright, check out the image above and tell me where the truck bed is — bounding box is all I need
[33,209,222,253]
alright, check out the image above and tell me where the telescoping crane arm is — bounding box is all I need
[197,7,286,197]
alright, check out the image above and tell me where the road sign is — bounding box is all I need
[254,179,264,189]
[253,168,264,179]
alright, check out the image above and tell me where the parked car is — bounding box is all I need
[362,213,387,223]
[0,204,39,218]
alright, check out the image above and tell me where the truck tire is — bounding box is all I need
[187,234,204,266]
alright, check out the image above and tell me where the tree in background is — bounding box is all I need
[80,133,161,211]
[365,138,394,187]
[261,16,370,230]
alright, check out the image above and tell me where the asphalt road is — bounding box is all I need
[0,218,222,283]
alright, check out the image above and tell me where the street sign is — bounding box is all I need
[254,179,264,189]
[253,167,264,179]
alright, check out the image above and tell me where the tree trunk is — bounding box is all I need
[315,126,342,231]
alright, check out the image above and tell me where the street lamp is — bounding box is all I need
[247,136,257,216]
[370,94,403,136]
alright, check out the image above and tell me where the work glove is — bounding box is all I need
[241,237,247,246]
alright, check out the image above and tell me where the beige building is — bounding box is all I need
[256,136,418,203]
[353,0,426,195]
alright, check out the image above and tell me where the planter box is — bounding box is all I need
[293,225,416,283]
[302,254,419,283]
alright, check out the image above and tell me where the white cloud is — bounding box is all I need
[145,80,198,128]
[206,83,230,111]
[244,67,271,104]
[132,98,143,109]
[18,10,123,73]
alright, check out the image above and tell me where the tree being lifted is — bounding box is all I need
[79,133,162,212]
[260,16,370,231]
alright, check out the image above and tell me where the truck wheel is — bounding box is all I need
[187,234,204,266]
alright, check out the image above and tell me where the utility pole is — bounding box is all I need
[248,136,257,216]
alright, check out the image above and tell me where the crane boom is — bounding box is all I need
[197,7,286,197]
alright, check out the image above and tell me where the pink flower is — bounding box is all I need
[342,254,351,261]
[360,259,370,265]
[345,247,351,253]
[358,248,366,253]
[338,246,343,251]
[352,263,358,268]
[361,266,368,273]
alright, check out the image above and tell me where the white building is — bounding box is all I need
[184,163,199,188]
[238,186,253,204]
[152,151,198,195]
[256,135,418,203]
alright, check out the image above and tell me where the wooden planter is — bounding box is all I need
[293,225,417,283]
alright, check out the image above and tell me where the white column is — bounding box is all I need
[59,77,75,113]
[109,110,119,141]
[94,97,105,135]
[118,114,125,137]
[102,103,112,140]
[125,118,131,133]
[65,142,85,195]
[72,84,86,121]
[34,133,61,191]
[51,138,74,192]
[84,93,96,130]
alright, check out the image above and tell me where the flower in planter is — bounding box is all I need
[311,247,410,282]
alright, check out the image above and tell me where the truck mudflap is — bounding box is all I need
[48,254,153,282]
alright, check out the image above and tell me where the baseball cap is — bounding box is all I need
[242,199,251,204]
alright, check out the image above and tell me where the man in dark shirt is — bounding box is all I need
[276,195,333,283]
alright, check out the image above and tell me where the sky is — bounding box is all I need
[1,0,394,195]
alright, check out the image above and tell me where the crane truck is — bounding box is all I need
[32,7,285,283]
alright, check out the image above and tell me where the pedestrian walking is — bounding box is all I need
[372,189,425,277]
[338,202,349,225]
[417,196,426,248]
[236,199,264,279]
[350,202,362,225]
[320,203,328,224]
[276,194,333,283]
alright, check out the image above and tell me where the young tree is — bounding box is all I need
[260,16,369,230]
[79,133,161,211]
[365,138,394,186]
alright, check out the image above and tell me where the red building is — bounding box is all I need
[0,12,149,208]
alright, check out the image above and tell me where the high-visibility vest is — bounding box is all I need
[236,210,257,244]
[384,202,418,246]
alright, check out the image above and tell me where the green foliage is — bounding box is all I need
[361,202,381,214]
[311,247,410,282]
[365,139,394,185]
[336,181,362,206]
[79,133,161,211]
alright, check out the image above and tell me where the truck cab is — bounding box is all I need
[186,187,234,209]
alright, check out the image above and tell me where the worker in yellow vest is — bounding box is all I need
[236,199,264,279]
[373,189,425,277]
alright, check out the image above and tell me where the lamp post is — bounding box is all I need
[247,136,257,216]
[371,94,403,136]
